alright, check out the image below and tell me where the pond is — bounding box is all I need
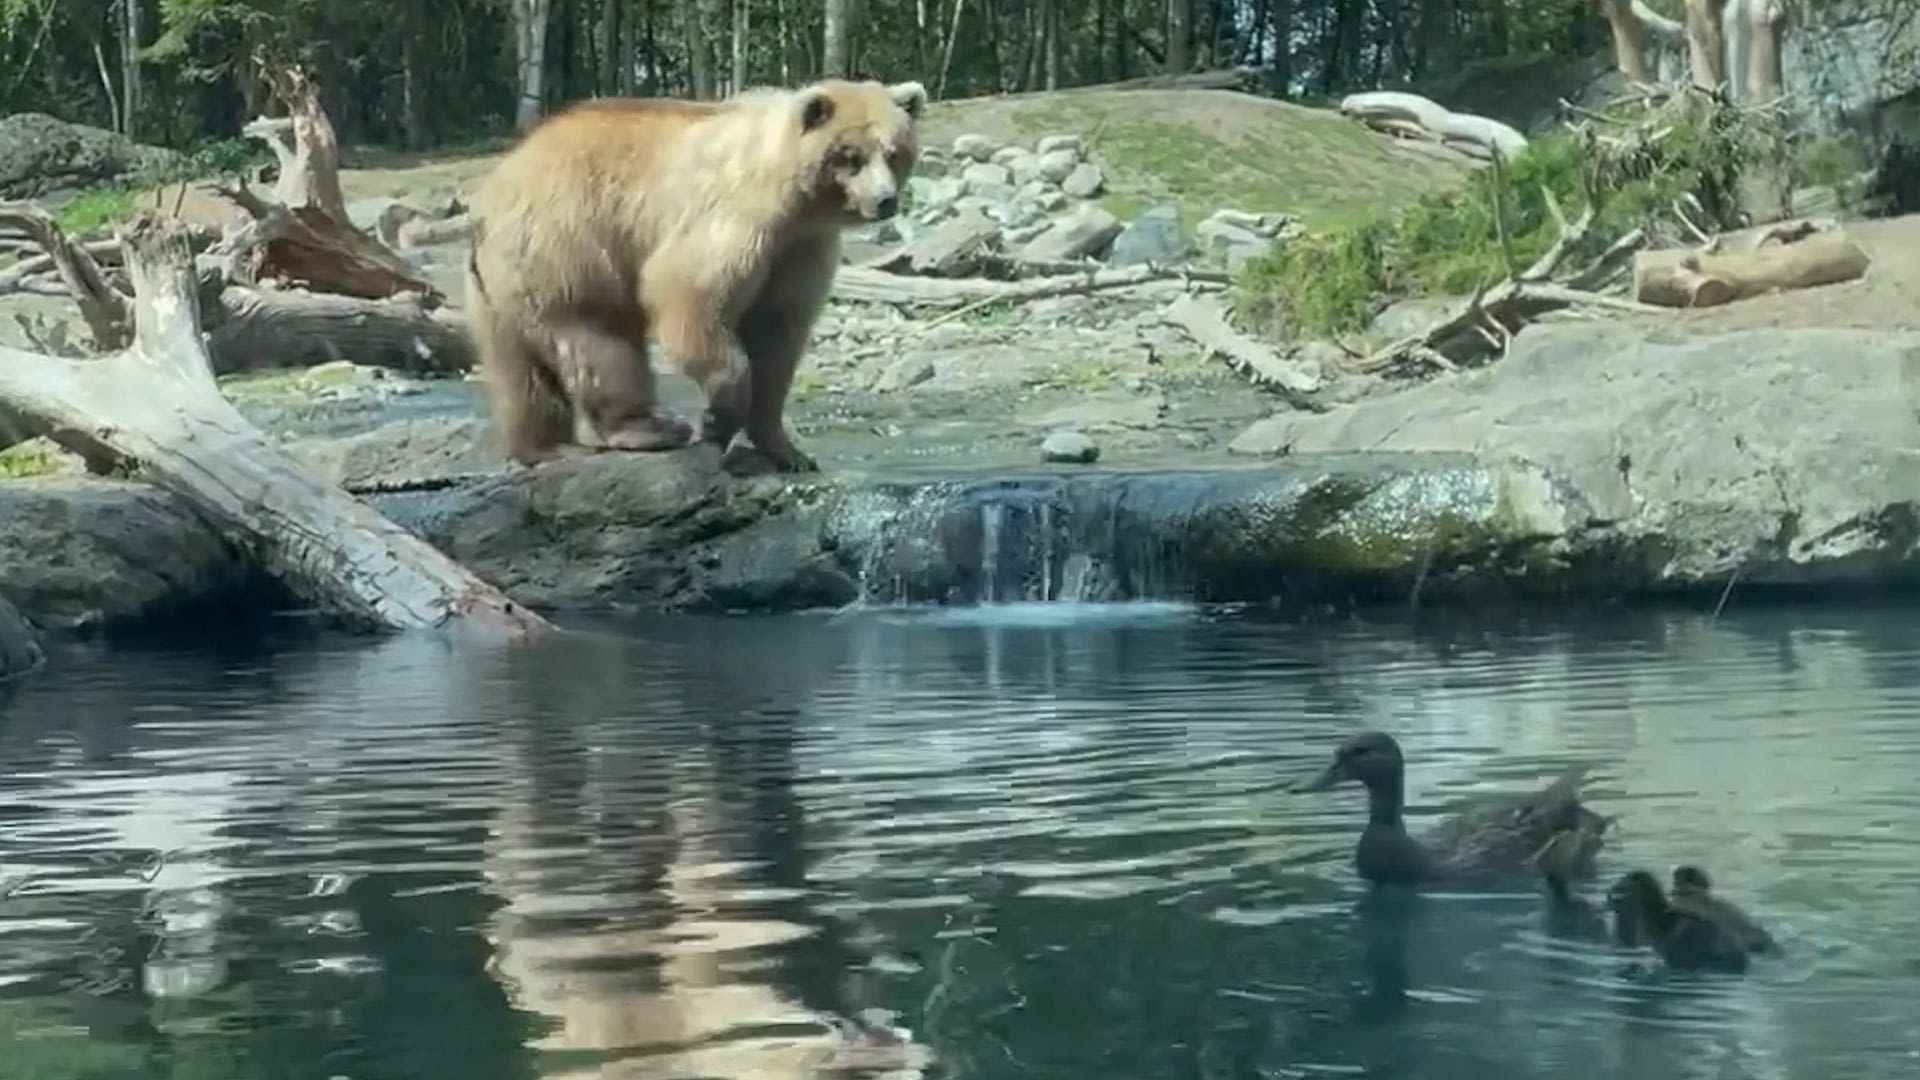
[2,600,1918,1079]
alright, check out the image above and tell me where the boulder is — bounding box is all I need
[0,478,252,631]
[0,592,41,683]
[0,113,183,199]
[1231,324,1920,590]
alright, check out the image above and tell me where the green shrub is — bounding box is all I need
[1234,101,1770,339]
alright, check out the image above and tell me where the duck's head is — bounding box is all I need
[1606,870,1667,917]
[1671,864,1712,896]
[1297,731,1404,793]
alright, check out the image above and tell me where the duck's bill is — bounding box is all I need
[1295,761,1345,793]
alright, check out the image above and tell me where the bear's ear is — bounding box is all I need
[888,81,928,121]
[798,88,836,132]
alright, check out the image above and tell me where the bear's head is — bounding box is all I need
[793,78,927,225]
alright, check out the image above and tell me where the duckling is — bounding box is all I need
[1530,829,1608,942]
[1606,869,1750,974]
[1296,731,1613,888]
[1671,864,1778,955]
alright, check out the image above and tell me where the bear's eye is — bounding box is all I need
[834,146,868,169]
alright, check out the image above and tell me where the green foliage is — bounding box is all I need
[0,439,64,478]
[1235,102,1773,339]
[53,188,136,233]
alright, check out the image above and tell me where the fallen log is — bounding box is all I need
[832,263,1224,307]
[0,211,549,639]
[1161,293,1325,405]
[203,285,474,377]
[1631,231,1870,308]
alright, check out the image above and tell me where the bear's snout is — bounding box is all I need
[874,195,900,219]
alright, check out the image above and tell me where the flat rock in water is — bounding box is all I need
[0,593,41,682]
[0,478,250,631]
[1231,323,1920,588]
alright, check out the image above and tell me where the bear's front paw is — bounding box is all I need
[599,411,695,452]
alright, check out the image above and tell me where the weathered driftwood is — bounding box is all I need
[243,60,350,223]
[396,212,474,249]
[0,202,470,380]
[1161,293,1324,406]
[209,186,439,302]
[1353,169,1660,374]
[203,285,473,376]
[215,58,436,301]
[1632,230,1870,308]
[0,212,549,639]
[0,204,131,348]
[1339,91,1529,161]
[832,263,1222,307]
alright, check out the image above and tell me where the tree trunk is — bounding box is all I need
[686,2,714,97]
[120,0,142,139]
[1165,0,1190,74]
[822,0,851,78]
[0,213,551,639]
[1684,0,1727,90]
[1598,0,1652,83]
[514,0,553,131]
[731,0,751,94]
[1746,0,1786,101]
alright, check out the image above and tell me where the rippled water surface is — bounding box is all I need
[4,601,1920,1079]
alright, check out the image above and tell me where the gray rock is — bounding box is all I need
[0,478,249,632]
[1108,205,1190,266]
[1060,163,1106,199]
[1004,221,1050,246]
[0,593,40,683]
[0,113,183,199]
[1035,190,1070,213]
[915,148,952,178]
[951,134,999,162]
[1231,323,1920,589]
[1040,429,1101,464]
[1036,148,1080,185]
[983,200,1042,229]
[961,161,1014,191]
[1000,149,1042,185]
[1036,135,1085,159]
[909,175,966,214]
[872,356,937,393]
[1015,204,1123,262]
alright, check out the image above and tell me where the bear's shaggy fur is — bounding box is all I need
[464,78,927,472]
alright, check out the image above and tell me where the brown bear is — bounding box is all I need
[463,77,927,473]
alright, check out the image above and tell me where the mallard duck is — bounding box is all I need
[1296,731,1613,888]
[1606,869,1751,974]
[1671,865,1778,954]
[1530,828,1609,942]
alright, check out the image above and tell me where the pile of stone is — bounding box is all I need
[856,130,1304,275]
[861,133,1121,265]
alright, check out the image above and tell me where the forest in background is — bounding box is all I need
[0,0,1616,154]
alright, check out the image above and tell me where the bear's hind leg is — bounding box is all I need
[552,320,694,453]
[474,307,573,466]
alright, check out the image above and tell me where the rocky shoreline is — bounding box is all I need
[4,316,1917,642]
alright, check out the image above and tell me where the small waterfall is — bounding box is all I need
[833,473,1209,610]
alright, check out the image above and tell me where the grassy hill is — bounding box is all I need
[922,87,1477,231]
